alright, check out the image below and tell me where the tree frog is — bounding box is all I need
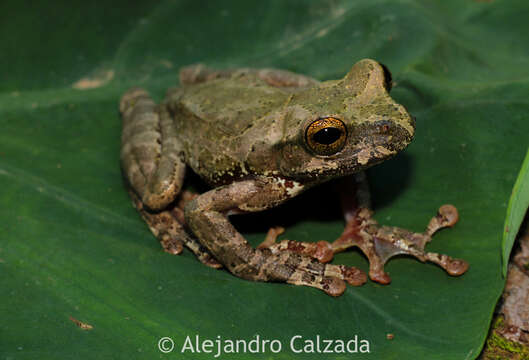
[119,59,468,296]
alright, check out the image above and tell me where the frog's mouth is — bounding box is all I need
[349,119,414,163]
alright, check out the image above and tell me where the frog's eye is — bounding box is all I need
[305,117,347,156]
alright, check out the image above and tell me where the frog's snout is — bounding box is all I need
[367,116,414,152]
[394,103,415,141]
[389,109,415,151]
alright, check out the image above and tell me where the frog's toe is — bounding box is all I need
[324,264,367,286]
[256,226,285,249]
[198,253,223,269]
[130,189,222,269]
[287,275,346,297]
[321,277,347,297]
[160,234,184,255]
[446,258,469,276]
[369,270,392,284]
[424,252,469,277]
[343,266,368,286]
[313,241,334,263]
[426,204,459,236]
[259,237,335,263]
[280,255,366,296]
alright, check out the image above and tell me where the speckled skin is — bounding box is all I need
[168,61,412,188]
[119,59,468,296]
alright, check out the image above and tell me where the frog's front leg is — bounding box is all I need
[331,172,469,283]
[261,173,469,284]
[184,178,367,296]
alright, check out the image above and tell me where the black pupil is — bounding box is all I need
[312,127,342,145]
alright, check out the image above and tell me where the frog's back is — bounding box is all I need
[166,76,289,184]
[176,76,289,130]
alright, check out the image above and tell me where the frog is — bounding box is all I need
[119,59,468,297]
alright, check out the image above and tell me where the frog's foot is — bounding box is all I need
[283,255,367,296]
[258,227,335,263]
[256,227,365,296]
[331,204,469,284]
[129,190,222,269]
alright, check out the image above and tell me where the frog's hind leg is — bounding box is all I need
[120,88,184,210]
[179,64,320,89]
[185,179,367,297]
[119,88,221,268]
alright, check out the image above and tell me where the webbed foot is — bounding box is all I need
[331,204,468,284]
[258,205,468,284]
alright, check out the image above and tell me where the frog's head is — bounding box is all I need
[278,59,415,182]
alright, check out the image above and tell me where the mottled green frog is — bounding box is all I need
[119,59,468,296]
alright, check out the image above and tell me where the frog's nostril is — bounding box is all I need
[373,120,393,135]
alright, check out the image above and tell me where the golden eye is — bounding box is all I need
[305,117,347,156]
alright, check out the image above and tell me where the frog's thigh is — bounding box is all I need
[120,88,185,210]
[185,179,366,296]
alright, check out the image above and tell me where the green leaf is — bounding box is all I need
[503,149,529,275]
[1,1,528,359]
